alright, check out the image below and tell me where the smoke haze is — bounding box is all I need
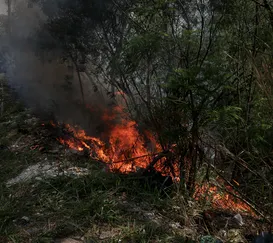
[2,0,115,137]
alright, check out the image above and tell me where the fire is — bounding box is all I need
[55,104,165,174]
[194,179,257,217]
[52,101,256,217]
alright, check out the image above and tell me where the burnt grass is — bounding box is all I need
[0,79,271,243]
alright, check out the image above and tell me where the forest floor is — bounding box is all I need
[0,76,269,243]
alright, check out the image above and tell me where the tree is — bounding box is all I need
[29,0,272,214]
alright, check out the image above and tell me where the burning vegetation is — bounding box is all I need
[51,102,257,219]
[54,105,163,174]
[194,180,257,218]
[2,0,273,241]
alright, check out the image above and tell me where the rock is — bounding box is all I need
[21,216,30,222]
[13,216,30,226]
[224,213,244,228]
[233,213,244,226]
[6,162,89,186]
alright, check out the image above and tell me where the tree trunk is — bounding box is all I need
[7,0,11,36]
[187,113,199,196]
[0,75,4,116]
[70,53,85,105]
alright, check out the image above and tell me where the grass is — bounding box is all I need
[0,163,198,242]
[0,76,222,242]
[0,150,42,184]
[0,82,201,242]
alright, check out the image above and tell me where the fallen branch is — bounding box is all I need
[145,150,172,171]
[109,152,162,164]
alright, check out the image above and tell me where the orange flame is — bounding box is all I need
[194,179,257,217]
[52,101,256,217]
[55,104,166,174]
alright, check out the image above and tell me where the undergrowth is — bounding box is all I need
[0,162,198,242]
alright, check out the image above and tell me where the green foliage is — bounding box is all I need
[12,0,273,222]
[207,106,243,125]
[122,32,163,73]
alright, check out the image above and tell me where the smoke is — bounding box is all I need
[2,0,116,137]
